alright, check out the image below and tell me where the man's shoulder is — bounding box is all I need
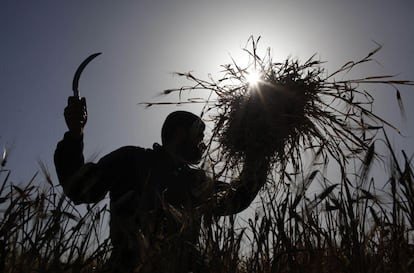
[99,145,157,171]
[116,145,147,153]
[107,143,170,168]
[114,145,155,158]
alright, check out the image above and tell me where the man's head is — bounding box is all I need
[161,111,206,164]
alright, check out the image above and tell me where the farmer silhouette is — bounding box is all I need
[54,97,268,273]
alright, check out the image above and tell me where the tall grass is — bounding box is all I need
[2,136,412,272]
[0,163,110,273]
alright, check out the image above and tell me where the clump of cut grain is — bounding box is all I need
[143,36,413,180]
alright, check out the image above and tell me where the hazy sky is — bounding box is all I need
[1,0,413,184]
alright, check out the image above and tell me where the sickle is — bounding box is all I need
[72,52,102,97]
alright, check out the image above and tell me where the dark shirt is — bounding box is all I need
[54,131,267,272]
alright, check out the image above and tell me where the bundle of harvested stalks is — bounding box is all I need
[220,60,319,160]
[143,36,413,178]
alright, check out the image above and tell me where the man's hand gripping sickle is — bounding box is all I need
[64,53,101,137]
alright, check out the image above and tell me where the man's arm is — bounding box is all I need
[54,96,98,204]
[55,131,145,204]
[55,96,131,204]
[55,96,149,205]
[211,155,269,216]
[54,131,107,204]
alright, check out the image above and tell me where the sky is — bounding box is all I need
[1,0,413,187]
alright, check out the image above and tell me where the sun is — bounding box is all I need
[246,69,261,86]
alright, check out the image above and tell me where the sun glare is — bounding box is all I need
[246,70,261,86]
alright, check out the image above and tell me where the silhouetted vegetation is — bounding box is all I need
[2,37,413,272]
[1,136,413,272]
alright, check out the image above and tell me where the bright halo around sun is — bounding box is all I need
[246,69,261,86]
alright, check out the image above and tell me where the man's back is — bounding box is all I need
[106,143,208,272]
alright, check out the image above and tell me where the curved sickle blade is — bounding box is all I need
[72,52,102,97]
